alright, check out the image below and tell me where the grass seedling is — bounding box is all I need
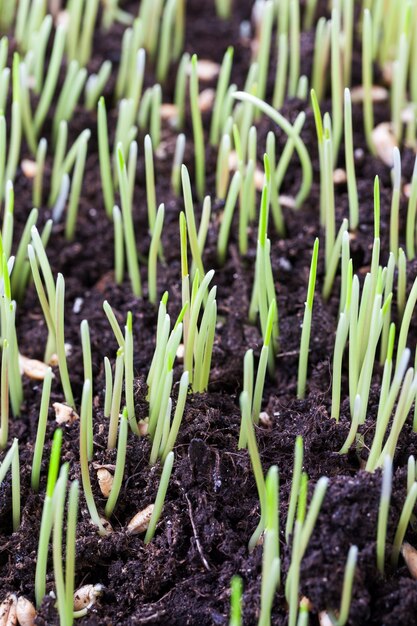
[104,356,113,418]
[397,248,406,319]
[184,269,215,388]
[98,97,115,218]
[229,576,243,626]
[259,465,280,626]
[233,91,312,208]
[288,0,301,98]
[124,313,140,436]
[33,138,47,208]
[34,24,66,135]
[256,1,274,104]
[113,205,124,284]
[285,436,303,542]
[406,155,417,259]
[174,52,190,130]
[35,428,62,607]
[116,144,141,296]
[103,300,125,348]
[171,133,186,197]
[362,10,375,154]
[216,133,231,200]
[144,450,174,543]
[53,463,71,626]
[344,89,359,230]
[0,343,8,448]
[311,18,331,103]
[217,170,242,264]
[161,370,189,462]
[330,6,342,160]
[331,262,352,421]
[85,60,112,111]
[144,135,156,233]
[190,55,205,200]
[297,238,319,399]
[376,455,392,574]
[53,60,87,138]
[79,380,109,536]
[108,348,124,449]
[366,348,410,471]
[391,482,417,567]
[330,545,358,626]
[240,390,266,551]
[390,147,401,260]
[65,129,89,240]
[210,47,233,146]
[81,320,93,460]
[5,55,22,185]
[273,33,288,109]
[0,438,20,530]
[55,274,75,408]
[150,84,161,148]
[148,204,165,304]
[31,367,53,491]
[105,408,128,518]
[323,114,335,270]
[396,275,417,372]
[156,0,177,83]
[181,165,204,279]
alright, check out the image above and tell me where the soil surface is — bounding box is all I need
[1,1,417,625]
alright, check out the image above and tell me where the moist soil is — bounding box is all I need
[2,1,417,625]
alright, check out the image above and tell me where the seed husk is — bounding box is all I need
[97,468,114,498]
[53,402,79,424]
[127,504,155,535]
[0,594,17,626]
[371,122,397,166]
[18,355,53,381]
[401,542,417,579]
[15,597,36,626]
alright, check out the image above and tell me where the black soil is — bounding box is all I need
[1,1,417,625]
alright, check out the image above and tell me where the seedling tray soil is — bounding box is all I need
[1,1,417,625]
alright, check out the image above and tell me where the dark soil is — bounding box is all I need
[1,1,417,625]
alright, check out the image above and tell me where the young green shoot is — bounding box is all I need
[362,10,375,153]
[344,89,359,230]
[390,147,401,260]
[79,380,109,536]
[31,367,53,491]
[190,55,205,200]
[105,408,128,518]
[297,238,319,399]
[144,450,174,543]
[229,576,243,626]
[35,428,62,607]
[116,144,141,296]
[391,482,417,567]
[376,455,392,574]
[55,274,75,408]
[98,97,115,218]
[148,204,165,304]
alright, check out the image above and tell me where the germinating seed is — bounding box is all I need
[350,85,388,103]
[127,504,155,534]
[21,160,38,179]
[198,89,215,113]
[73,584,104,611]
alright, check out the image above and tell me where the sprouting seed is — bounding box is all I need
[73,584,104,612]
[127,503,155,535]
